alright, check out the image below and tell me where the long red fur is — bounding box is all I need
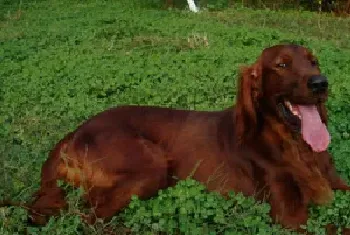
[1,44,349,234]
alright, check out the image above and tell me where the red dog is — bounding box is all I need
[2,44,349,233]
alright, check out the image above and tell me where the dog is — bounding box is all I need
[2,44,349,234]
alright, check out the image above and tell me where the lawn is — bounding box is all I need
[1,0,350,234]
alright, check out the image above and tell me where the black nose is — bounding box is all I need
[307,75,328,93]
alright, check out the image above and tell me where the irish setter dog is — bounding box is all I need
[2,44,349,233]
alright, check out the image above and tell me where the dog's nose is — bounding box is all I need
[307,75,328,93]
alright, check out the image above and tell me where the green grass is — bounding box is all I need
[1,0,350,234]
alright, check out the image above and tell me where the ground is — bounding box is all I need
[1,0,350,234]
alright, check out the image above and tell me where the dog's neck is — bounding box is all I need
[258,115,334,205]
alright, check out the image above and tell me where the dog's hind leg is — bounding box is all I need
[84,172,168,225]
[79,137,169,224]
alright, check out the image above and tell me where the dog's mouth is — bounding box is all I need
[278,99,330,152]
[279,101,301,132]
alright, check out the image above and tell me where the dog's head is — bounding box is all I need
[235,44,329,152]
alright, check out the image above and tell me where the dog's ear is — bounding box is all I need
[234,60,262,145]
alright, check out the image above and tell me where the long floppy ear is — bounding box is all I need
[234,60,262,145]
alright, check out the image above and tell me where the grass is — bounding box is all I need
[1,0,350,234]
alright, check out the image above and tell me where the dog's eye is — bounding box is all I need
[277,63,287,68]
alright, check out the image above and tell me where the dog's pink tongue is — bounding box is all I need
[298,105,330,152]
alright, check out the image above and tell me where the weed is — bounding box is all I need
[1,0,350,234]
